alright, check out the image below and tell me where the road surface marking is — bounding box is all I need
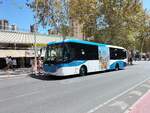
[124,109,130,113]
[109,101,128,110]
[141,84,150,88]
[129,90,142,96]
[86,77,150,113]
[129,95,133,98]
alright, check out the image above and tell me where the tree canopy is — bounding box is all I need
[27,0,150,52]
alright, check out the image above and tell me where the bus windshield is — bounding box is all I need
[45,43,70,64]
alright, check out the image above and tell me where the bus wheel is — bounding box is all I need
[115,64,119,71]
[79,66,87,76]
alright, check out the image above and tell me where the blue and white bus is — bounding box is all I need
[43,39,127,76]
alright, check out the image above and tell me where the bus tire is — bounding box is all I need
[79,66,87,76]
[115,64,119,71]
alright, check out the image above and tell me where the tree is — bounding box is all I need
[69,0,100,40]
[97,0,142,47]
[27,0,150,52]
[86,0,150,52]
[26,0,70,38]
[135,11,150,52]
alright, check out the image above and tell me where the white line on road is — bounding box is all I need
[141,84,150,88]
[86,77,150,113]
[129,90,142,96]
[109,101,129,110]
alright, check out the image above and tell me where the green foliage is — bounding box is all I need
[69,0,99,39]
[26,0,69,35]
[27,0,150,52]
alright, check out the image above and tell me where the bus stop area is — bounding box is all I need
[0,30,73,70]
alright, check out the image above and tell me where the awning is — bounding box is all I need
[0,30,75,44]
[0,50,35,58]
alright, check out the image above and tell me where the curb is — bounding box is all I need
[0,74,29,79]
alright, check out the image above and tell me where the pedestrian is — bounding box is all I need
[31,58,37,74]
[5,56,10,70]
[37,56,43,75]
[8,56,13,70]
[12,58,17,69]
[146,52,150,61]
[128,51,133,65]
[143,53,146,61]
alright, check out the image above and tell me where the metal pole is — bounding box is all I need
[33,0,38,74]
[34,30,37,74]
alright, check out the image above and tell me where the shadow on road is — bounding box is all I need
[29,74,81,81]
[29,70,120,81]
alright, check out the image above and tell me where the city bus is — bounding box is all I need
[43,39,127,76]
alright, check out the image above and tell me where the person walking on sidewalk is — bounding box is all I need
[128,51,133,65]
[146,52,150,61]
[5,56,9,70]
[8,56,13,70]
[5,56,13,70]
[12,58,17,69]
[3,56,14,77]
[31,58,37,75]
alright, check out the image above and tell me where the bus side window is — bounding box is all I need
[63,46,70,60]
[110,48,127,60]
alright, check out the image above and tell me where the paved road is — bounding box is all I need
[0,61,149,113]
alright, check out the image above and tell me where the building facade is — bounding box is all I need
[69,18,84,40]
[0,19,9,30]
[0,30,74,69]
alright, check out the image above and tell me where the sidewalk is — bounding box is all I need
[0,68,32,78]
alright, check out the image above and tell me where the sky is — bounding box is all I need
[0,0,150,34]
[143,0,150,11]
[0,0,49,34]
